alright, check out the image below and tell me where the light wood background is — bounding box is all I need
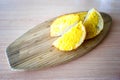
[0,0,120,80]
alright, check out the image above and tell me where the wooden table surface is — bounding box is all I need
[0,0,120,80]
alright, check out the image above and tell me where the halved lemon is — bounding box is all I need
[52,21,86,51]
[83,8,104,39]
[50,12,87,37]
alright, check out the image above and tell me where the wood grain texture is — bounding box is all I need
[1,0,120,80]
[6,12,112,70]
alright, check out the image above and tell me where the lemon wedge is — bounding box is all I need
[52,21,86,51]
[83,8,104,39]
[51,8,104,51]
[50,12,87,37]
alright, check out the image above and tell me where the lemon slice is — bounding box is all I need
[52,21,86,51]
[50,12,87,37]
[83,8,104,39]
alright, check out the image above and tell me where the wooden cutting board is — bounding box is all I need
[6,12,112,70]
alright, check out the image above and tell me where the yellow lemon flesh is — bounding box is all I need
[83,8,103,39]
[50,12,87,37]
[53,21,86,51]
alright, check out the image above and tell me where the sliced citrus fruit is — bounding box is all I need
[83,8,104,39]
[52,21,86,51]
[50,12,87,37]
